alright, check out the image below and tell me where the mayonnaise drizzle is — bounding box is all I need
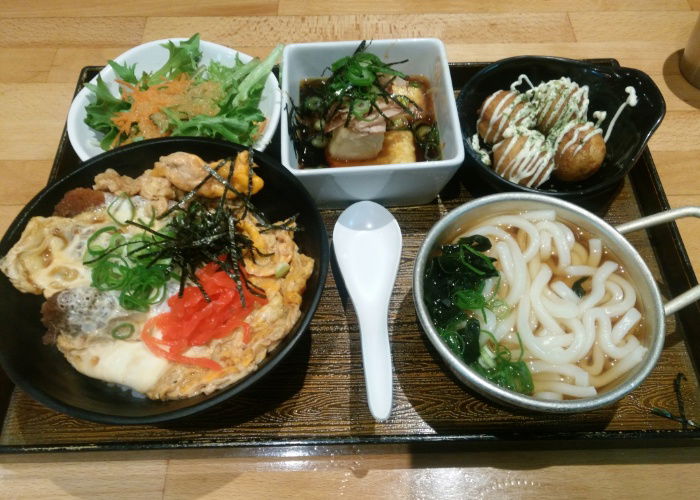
[471,133,492,165]
[510,74,536,91]
[474,74,639,186]
[603,86,638,142]
[592,111,607,128]
[526,77,590,132]
[477,90,536,144]
[555,122,603,157]
[551,121,579,155]
[494,129,555,188]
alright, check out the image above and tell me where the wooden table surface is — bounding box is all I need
[1,1,699,498]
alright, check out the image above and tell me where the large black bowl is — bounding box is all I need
[0,137,329,424]
[456,56,665,208]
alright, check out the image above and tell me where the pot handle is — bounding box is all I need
[615,206,700,316]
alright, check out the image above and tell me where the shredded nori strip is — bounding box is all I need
[90,152,304,306]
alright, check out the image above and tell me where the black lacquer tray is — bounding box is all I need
[0,61,699,456]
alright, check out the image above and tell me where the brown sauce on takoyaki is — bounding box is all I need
[472,75,637,188]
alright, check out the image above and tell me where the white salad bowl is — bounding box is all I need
[280,38,465,208]
[67,38,282,161]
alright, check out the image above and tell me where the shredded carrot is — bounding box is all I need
[253,118,268,140]
[109,74,220,149]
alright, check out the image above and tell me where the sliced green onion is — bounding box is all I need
[310,135,328,148]
[111,323,135,340]
[126,234,151,259]
[415,124,432,140]
[347,66,374,86]
[117,264,170,311]
[304,96,323,112]
[84,223,173,312]
[391,117,409,129]
[486,296,511,321]
[352,99,371,117]
[313,118,325,131]
[454,289,486,311]
[136,205,157,228]
[108,233,127,256]
[479,345,497,369]
[91,255,130,291]
[330,56,350,72]
[274,262,290,278]
[86,226,119,256]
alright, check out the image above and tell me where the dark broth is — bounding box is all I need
[291,75,440,168]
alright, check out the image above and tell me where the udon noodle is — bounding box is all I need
[459,209,647,400]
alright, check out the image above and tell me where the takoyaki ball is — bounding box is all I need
[492,130,555,188]
[553,123,606,182]
[477,90,535,144]
[529,78,589,134]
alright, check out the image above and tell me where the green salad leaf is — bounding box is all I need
[146,33,202,86]
[84,76,131,150]
[229,44,283,109]
[83,34,281,151]
[107,60,138,85]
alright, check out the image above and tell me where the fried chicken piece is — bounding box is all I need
[93,169,141,196]
[152,150,263,198]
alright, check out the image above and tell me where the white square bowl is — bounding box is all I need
[280,39,464,208]
[67,38,281,161]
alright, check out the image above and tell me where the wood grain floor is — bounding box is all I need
[0,1,699,498]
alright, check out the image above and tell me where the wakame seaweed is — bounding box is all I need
[572,276,589,298]
[424,235,534,396]
[423,235,498,327]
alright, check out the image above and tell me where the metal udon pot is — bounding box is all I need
[413,193,700,413]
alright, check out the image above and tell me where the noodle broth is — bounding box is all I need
[448,210,648,401]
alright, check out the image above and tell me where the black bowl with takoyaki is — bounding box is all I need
[456,56,665,207]
[0,137,329,424]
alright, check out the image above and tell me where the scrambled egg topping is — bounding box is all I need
[0,152,313,400]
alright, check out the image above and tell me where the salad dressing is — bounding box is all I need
[83,35,282,152]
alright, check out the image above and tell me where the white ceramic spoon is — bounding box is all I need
[333,201,402,421]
